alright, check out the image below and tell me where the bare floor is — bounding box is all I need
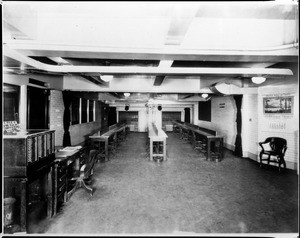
[33,132,298,235]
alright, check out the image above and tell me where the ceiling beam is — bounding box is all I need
[4,42,298,62]
[109,92,123,99]
[154,75,167,86]
[153,60,174,86]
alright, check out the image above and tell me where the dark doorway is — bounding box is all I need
[184,108,191,123]
[27,86,50,129]
[108,106,117,126]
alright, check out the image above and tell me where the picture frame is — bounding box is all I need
[263,96,293,114]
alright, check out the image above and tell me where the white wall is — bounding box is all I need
[257,85,299,170]
[241,93,259,161]
[115,102,190,132]
[194,96,237,150]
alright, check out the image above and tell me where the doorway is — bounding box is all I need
[27,86,50,129]
[184,108,191,123]
[108,106,117,126]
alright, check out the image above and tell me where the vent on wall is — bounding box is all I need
[29,78,48,87]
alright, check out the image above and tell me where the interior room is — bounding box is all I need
[2,1,299,236]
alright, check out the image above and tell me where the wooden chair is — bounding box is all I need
[181,127,189,143]
[68,149,98,198]
[259,137,287,172]
[116,130,125,146]
[93,140,106,163]
[191,131,203,152]
[187,129,194,144]
[173,125,181,134]
[125,126,130,137]
[210,140,223,162]
[196,133,207,156]
[108,133,117,155]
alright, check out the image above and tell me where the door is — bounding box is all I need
[184,108,191,123]
[27,86,50,129]
[108,106,117,126]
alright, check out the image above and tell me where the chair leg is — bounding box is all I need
[259,152,263,167]
[82,180,93,196]
[278,156,286,172]
[68,180,80,200]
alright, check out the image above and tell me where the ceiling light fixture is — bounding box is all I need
[101,75,113,82]
[124,92,130,97]
[201,93,209,98]
[251,76,266,84]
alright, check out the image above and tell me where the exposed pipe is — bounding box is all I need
[201,42,299,52]
[4,45,294,77]
[5,39,298,53]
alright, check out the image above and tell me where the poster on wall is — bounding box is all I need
[263,96,293,114]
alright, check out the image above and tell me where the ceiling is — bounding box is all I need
[2,1,299,101]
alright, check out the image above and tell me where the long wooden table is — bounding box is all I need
[173,121,224,161]
[148,123,168,161]
[89,123,128,161]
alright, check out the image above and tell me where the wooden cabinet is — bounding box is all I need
[3,130,56,234]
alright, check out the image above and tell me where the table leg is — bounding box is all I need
[207,138,211,160]
[105,139,109,161]
[53,163,58,216]
[150,139,153,161]
[163,139,167,160]
[220,138,224,159]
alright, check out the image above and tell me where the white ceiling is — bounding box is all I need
[2,1,299,96]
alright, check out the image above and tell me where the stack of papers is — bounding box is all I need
[59,146,82,152]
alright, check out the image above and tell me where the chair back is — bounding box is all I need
[264,137,287,155]
[84,149,98,178]
[191,130,197,146]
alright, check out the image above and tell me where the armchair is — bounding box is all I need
[259,137,287,172]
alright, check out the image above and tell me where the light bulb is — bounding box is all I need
[251,77,266,84]
[101,75,113,82]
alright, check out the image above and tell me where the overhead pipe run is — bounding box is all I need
[4,45,294,77]
[209,82,242,95]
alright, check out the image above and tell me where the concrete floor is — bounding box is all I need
[33,132,298,235]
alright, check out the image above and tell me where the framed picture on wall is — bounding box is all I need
[263,96,294,114]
